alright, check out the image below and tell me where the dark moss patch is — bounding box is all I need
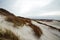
[0,29,19,40]
[28,23,42,38]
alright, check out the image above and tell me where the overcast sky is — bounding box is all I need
[0,0,60,20]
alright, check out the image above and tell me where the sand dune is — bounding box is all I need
[0,8,60,40]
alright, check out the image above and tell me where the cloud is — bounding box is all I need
[39,11,60,16]
[21,11,60,17]
[12,0,53,14]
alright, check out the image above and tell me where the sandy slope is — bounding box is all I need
[38,20,60,29]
